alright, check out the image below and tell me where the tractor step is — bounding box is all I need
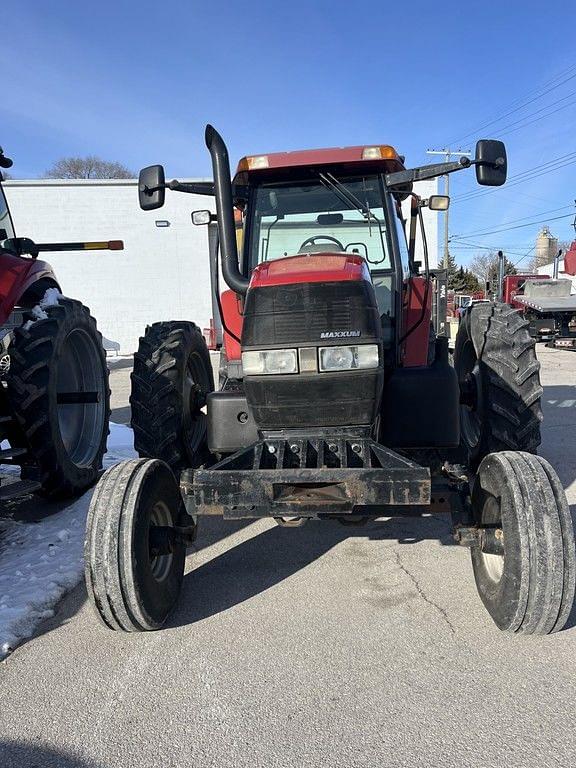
[0,479,41,500]
[185,436,431,518]
[0,446,27,462]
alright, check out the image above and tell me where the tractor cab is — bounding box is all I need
[232,146,407,345]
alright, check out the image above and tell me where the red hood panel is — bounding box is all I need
[250,253,371,288]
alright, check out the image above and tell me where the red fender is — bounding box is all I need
[0,253,59,324]
[220,289,243,361]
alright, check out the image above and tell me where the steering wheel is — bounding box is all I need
[299,235,345,252]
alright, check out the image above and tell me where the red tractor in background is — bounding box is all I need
[85,127,574,636]
[0,147,121,501]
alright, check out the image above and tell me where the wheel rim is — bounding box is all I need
[149,501,174,582]
[459,338,483,450]
[182,351,211,457]
[56,328,105,466]
[479,496,505,584]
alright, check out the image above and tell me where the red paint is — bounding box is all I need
[502,274,548,308]
[250,254,371,289]
[0,253,59,324]
[220,289,243,361]
[202,319,218,351]
[236,145,403,174]
[563,242,576,276]
[402,277,432,367]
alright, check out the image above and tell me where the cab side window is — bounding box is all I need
[394,213,410,279]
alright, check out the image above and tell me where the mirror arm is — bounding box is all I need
[167,179,215,195]
[385,157,471,188]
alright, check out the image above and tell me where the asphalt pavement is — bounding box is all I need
[0,346,575,768]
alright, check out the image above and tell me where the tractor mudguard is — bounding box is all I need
[0,251,59,324]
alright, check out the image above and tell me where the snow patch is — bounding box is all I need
[22,288,61,330]
[0,422,136,659]
[39,287,62,308]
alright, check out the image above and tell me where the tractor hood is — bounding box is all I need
[249,253,372,289]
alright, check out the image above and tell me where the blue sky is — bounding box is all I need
[3,0,576,267]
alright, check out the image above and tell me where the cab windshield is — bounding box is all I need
[247,174,391,271]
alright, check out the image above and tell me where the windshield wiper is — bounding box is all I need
[318,172,387,266]
[318,172,381,229]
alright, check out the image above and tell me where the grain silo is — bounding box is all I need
[535,225,558,269]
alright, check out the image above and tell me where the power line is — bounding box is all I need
[446,63,576,145]
[449,241,537,257]
[490,90,576,137]
[498,96,576,138]
[452,204,574,238]
[452,213,573,240]
[453,151,576,203]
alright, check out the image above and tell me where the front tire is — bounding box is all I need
[454,302,542,469]
[85,459,186,632]
[471,451,575,634]
[130,321,214,470]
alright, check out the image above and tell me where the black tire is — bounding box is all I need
[84,458,186,632]
[471,451,575,634]
[130,321,214,470]
[454,302,542,469]
[7,296,110,499]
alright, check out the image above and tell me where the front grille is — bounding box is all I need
[243,281,380,347]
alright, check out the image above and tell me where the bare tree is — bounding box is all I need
[44,156,134,179]
[469,251,517,290]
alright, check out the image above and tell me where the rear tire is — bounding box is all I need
[471,451,575,634]
[7,295,109,498]
[454,302,542,469]
[130,322,214,470]
[84,459,186,632]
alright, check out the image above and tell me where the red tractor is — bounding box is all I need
[85,128,574,635]
[0,147,121,500]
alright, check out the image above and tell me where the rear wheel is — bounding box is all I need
[471,451,575,634]
[130,322,214,470]
[84,459,186,631]
[7,295,109,498]
[454,303,542,469]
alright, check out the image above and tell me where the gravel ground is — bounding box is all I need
[0,345,575,768]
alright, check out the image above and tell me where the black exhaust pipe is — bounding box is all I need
[205,125,249,295]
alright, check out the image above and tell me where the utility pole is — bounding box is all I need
[426,148,472,271]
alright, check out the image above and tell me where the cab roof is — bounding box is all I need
[235,144,405,175]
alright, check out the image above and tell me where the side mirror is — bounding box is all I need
[427,195,450,211]
[138,165,165,210]
[191,210,213,226]
[475,140,507,187]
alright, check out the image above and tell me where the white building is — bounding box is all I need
[5,178,438,353]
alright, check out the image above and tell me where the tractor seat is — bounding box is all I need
[298,243,345,254]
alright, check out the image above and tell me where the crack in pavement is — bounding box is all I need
[393,549,456,635]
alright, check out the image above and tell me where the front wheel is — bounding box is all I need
[84,459,186,631]
[454,303,542,469]
[130,321,214,470]
[471,451,575,634]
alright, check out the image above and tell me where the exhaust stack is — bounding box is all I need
[553,249,562,280]
[205,125,249,295]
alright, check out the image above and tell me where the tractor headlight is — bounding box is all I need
[319,344,379,372]
[242,349,298,375]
